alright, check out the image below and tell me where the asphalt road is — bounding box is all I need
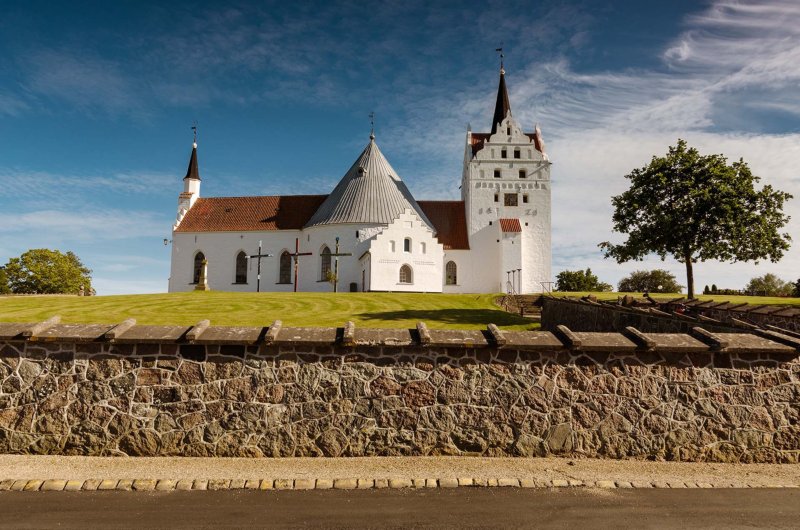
[1,488,799,529]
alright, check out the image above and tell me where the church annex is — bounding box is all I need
[168,66,552,294]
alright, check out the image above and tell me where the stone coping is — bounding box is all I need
[0,318,798,355]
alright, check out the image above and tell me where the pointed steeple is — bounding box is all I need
[491,68,512,134]
[184,139,200,180]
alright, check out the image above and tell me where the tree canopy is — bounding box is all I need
[617,269,682,293]
[600,140,792,298]
[0,267,10,295]
[555,268,612,292]
[744,273,794,297]
[3,249,92,294]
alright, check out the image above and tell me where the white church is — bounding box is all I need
[168,65,552,294]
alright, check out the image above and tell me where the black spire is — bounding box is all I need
[184,126,200,180]
[491,69,511,134]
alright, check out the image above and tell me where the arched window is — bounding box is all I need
[445,261,457,285]
[320,245,331,280]
[399,264,413,284]
[403,238,411,252]
[192,252,205,284]
[234,251,247,284]
[279,251,292,284]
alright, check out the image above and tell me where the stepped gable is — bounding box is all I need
[418,200,469,250]
[305,137,434,229]
[174,195,327,232]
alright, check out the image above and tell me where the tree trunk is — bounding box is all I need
[684,252,694,299]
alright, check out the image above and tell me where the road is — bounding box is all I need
[1,488,799,529]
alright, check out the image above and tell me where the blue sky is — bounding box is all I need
[0,0,798,294]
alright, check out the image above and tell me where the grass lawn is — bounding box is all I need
[552,291,800,306]
[0,292,537,330]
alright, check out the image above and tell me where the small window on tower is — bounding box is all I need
[506,127,511,136]
[501,149,507,159]
[493,169,501,178]
[514,148,521,159]
[403,238,411,252]
[519,170,526,179]
[504,193,518,207]
[494,193,499,202]
[523,194,529,203]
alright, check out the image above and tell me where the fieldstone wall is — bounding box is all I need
[0,320,798,462]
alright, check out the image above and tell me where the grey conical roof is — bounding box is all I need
[305,137,433,229]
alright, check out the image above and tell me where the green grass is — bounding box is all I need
[552,291,800,306]
[0,292,537,330]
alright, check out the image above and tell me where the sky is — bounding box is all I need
[0,0,798,295]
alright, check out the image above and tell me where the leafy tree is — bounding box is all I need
[3,249,92,294]
[0,267,10,295]
[703,285,710,295]
[794,279,800,298]
[711,284,718,294]
[744,273,793,297]
[617,269,683,293]
[599,140,792,298]
[555,268,612,292]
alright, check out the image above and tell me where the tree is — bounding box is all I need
[0,267,10,295]
[555,268,612,292]
[794,279,800,298]
[617,269,683,293]
[711,284,718,294]
[3,249,92,294]
[703,285,710,295]
[743,273,793,297]
[599,140,792,298]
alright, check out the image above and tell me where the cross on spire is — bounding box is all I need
[496,45,504,74]
[191,121,198,148]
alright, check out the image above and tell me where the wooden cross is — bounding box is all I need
[290,238,313,292]
[246,240,273,293]
[330,236,352,293]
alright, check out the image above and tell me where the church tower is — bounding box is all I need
[175,135,201,228]
[461,62,552,293]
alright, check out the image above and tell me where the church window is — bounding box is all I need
[494,193,499,202]
[519,169,527,179]
[278,251,292,284]
[234,251,247,284]
[399,264,413,284]
[523,194,529,204]
[390,240,396,252]
[504,193,518,207]
[506,127,511,136]
[514,148,521,159]
[420,242,426,254]
[445,261,457,285]
[320,246,332,281]
[192,252,205,284]
[501,149,507,159]
[493,169,501,178]
[403,238,411,252]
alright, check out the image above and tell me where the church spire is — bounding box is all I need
[184,125,200,181]
[491,66,512,134]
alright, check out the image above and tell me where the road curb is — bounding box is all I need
[1,478,798,492]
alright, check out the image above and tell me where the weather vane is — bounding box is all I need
[369,111,375,139]
[496,44,504,72]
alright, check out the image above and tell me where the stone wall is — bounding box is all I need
[0,320,798,462]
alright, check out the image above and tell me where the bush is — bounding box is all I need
[555,268,612,292]
[617,269,683,293]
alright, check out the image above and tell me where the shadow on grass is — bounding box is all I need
[354,308,533,327]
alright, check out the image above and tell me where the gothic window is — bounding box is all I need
[192,252,205,284]
[519,169,527,179]
[445,261,457,285]
[504,193,518,206]
[493,169,501,178]
[279,251,292,284]
[403,238,411,252]
[234,251,247,284]
[399,264,413,284]
[320,246,331,281]
[501,148,507,159]
[514,148,521,159]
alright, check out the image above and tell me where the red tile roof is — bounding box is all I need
[175,195,327,232]
[499,218,522,233]
[418,200,470,250]
[175,196,471,251]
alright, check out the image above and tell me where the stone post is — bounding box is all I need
[195,259,210,291]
